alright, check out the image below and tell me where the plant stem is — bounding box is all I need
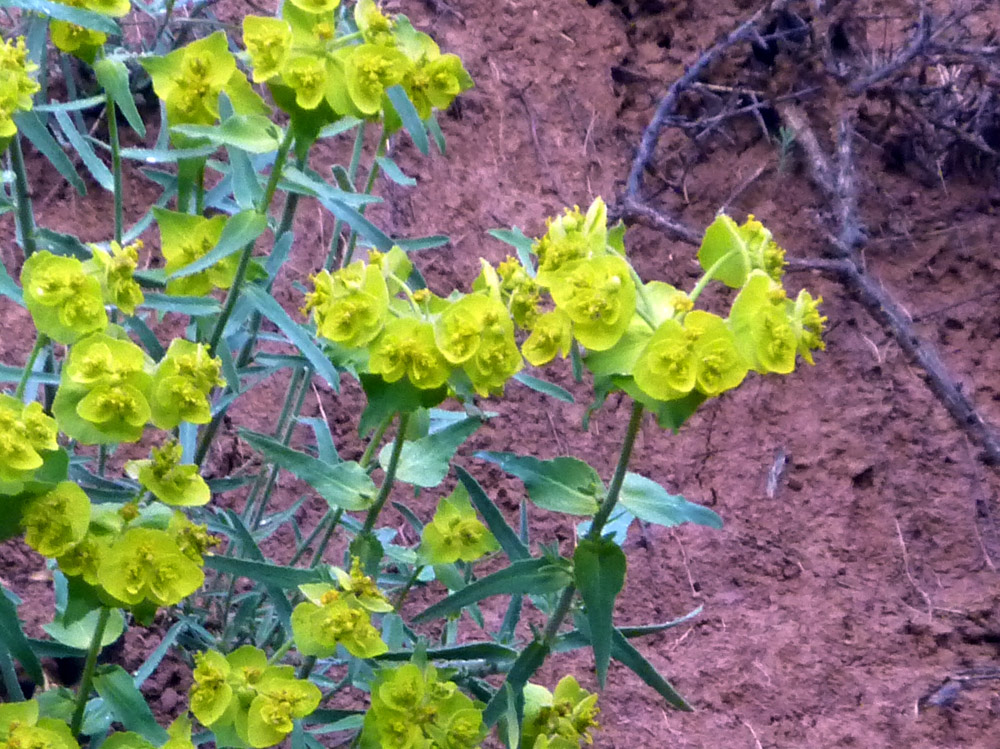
[687,249,739,306]
[393,565,424,612]
[341,131,388,269]
[360,412,409,536]
[297,655,316,680]
[15,333,47,400]
[325,123,367,271]
[358,413,393,470]
[107,93,123,244]
[70,606,111,736]
[541,400,645,646]
[9,136,36,257]
[268,638,294,665]
[0,647,24,701]
[306,508,342,567]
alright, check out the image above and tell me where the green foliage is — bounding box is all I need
[0,2,831,746]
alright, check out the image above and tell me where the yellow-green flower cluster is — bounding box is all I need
[522,676,600,749]
[0,36,39,146]
[153,208,238,297]
[291,557,390,658]
[241,0,472,122]
[0,700,78,749]
[188,645,321,749]
[51,333,222,445]
[141,32,267,129]
[101,715,196,749]
[359,662,487,749]
[126,440,211,506]
[51,0,130,63]
[420,486,499,564]
[21,244,145,343]
[0,394,58,494]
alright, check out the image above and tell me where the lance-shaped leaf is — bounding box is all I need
[167,210,267,280]
[573,538,627,687]
[386,85,429,155]
[172,115,285,154]
[477,452,602,516]
[482,641,549,727]
[379,416,481,488]
[374,642,518,663]
[619,472,723,529]
[203,555,325,588]
[456,466,530,561]
[94,665,170,743]
[412,557,570,623]
[611,628,692,711]
[241,428,375,510]
[13,111,85,195]
[4,0,119,32]
[0,587,44,685]
[95,58,145,136]
[554,605,704,653]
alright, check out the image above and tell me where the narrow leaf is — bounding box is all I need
[0,587,44,685]
[488,227,535,274]
[483,641,549,727]
[13,111,85,194]
[619,472,723,529]
[242,285,340,390]
[172,116,285,154]
[168,211,267,280]
[0,0,119,32]
[240,429,374,510]
[94,58,145,136]
[512,373,574,403]
[54,109,113,190]
[94,665,170,743]
[394,235,449,252]
[203,555,325,588]
[376,156,416,186]
[611,628,692,711]
[456,466,529,561]
[139,292,221,316]
[574,538,627,687]
[385,85,429,155]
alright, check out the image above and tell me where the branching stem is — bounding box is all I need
[70,606,111,736]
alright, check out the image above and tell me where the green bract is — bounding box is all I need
[153,208,234,297]
[149,339,223,430]
[522,308,573,366]
[369,318,450,389]
[291,585,388,658]
[126,441,211,507]
[141,32,266,127]
[53,332,154,445]
[522,676,600,749]
[0,699,78,749]
[243,16,293,83]
[533,198,608,286]
[697,213,788,289]
[21,482,91,558]
[21,251,108,344]
[345,44,410,116]
[420,486,499,564]
[0,395,58,491]
[245,675,321,748]
[98,527,204,607]
[728,271,799,374]
[86,240,145,315]
[550,254,636,352]
[360,663,486,749]
[305,261,390,347]
[0,37,40,146]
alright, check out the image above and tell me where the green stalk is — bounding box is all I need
[540,400,645,647]
[358,413,393,470]
[341,131,388,269]
[306,507,342,567]
[107,93,123,244]
[360,412,409,536]
[70,606,112,736]
[268,637,294,665]
[687,249,740,306]
[297,655,316,680]
[15,333,47,400]
[9,136,36,257]
[0,647,24,702]
[393,565,424,612]
[325,123,368,271]
[204,129,294,357]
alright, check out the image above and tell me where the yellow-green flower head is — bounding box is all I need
[98,527,204,607]
[0,699,79,749]
[189,650,234,727]
[404,53,474,120]
[345,44,411,116]
[149,339,223,430]
[245,675,321,749]
[788,289,826,365]
[162,715,196,749]
[369,318,450,390]
[87,0,131,16]
[53,333,154,445]
[361,663,486,749]
[50,20,106,64]
[355,0,396,45]
[0,37,39,144]
[21,251,108,344]
[141,32,266,128]
[522,308,572,367]
[741,214,787,282]
[534,198,608,286]
[328,556,393,612]
[697,213,788,290]
[728,271,797,374]
[0,396,57,490]
[153,208,234,297]
[168,511,220,563]
[87,240,145,315]
[125,441,210,507]
[684,310,749,397]
[58,531,110,586]
[550,255,636,352]
[21,482,91,558]
[287,0,340,13]
[305,262,389,348]
[280,54,329,109]
[632,318,695,402]
[434,294,511,365]
[291,586,389,658]
[522,676,600,749]
[243,16,293,83]
[464,327,523,397]
[420,487,499,564]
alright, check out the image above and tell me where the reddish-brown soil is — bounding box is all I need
[3,0,1000,747]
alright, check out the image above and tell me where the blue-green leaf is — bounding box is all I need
[574,538,626,687]
[0,0,119,32]
[456,467,529,561]
[379,416,481,488]
[482,641,549,726]
[376,156,416,186]
[242,285,340,390]
[139,292,221,316]
[94,59,145,136]
[13,111,85,195]
[0,586,44,685]
[512,373,574,403]
[394,235,449,252]
[172,116,285,154]
[488,228,535,274]
[619,472,723,529]
[611,628,691,711]
[476,452,602,516]
[0,261,24,305]
[203,555,325,588]
[385,85,429,155]
[94,665,170,743]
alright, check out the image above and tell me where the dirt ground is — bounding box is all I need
[3,0,1000,746]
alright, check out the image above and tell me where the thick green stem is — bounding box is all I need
[0,647,24,701]
[15,333,47,400]
[358,413,393,470]
[9,136,36,257]
[297,655,316,680]
[70,606,111,736]
[107,93,123,244]
[360,412,409,536]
